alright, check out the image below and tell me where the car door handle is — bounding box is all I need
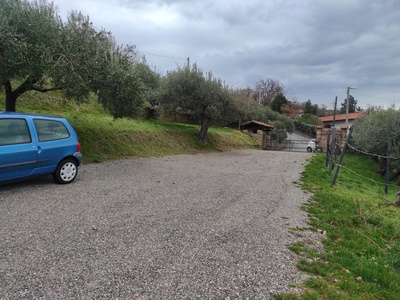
[37,146,42,154]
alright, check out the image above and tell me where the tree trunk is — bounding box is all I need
[4,77,38,112]
[4,80,17,112]
[199,116,209,145]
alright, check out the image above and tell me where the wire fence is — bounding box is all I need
[326,126,400,196]
[323,127,400,250]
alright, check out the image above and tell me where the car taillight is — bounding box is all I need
[77,142,81,152]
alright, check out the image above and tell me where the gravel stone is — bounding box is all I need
[0,150,316,299]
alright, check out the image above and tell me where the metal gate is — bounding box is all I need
[283,139,311,152]
[266,139,310,152]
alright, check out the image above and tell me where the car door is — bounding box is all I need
[33,118,72,170]
[0,118,38,181]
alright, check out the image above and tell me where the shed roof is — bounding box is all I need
[240,120,274,131]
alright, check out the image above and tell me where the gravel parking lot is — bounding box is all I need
[1,150,314,299]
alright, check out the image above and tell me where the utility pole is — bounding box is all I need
[345,87,356,125]
[333,96,337,128]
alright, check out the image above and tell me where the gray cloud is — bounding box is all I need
[51,0,400,107]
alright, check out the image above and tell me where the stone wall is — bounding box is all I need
[262,131,272,150]
[316,126,349,152]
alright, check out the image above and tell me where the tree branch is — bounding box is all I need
[12,76,40,99]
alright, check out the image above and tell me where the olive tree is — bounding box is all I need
[270,120,287,143]
[97,65,145,119]
[228,89,257,124]
[1,0,147,116]
[135,62,162,119]
[352,107,400,174]
[0,0,62,111]
[161,64,232,144]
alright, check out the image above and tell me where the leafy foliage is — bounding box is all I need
[303,99,318,115]
[270,120,287,142]
[352,108,400,156]
[0,0,62,110]
[352,108,400,173]
[271,93,289,114]
[135,62,162,119]
[0,0,153,116]
[295,120,316,137]
[98,66,145,119]
[340,95,360,114]
[160,64,232,143]
[299,113,322,125]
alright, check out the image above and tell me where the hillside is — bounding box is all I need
[0,91,257,163]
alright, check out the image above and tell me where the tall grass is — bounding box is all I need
[278,153,400,300]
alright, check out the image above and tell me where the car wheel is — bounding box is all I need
[53,159,78,184]
[306,147,313,152]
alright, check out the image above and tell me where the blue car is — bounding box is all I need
[0,112,82,184]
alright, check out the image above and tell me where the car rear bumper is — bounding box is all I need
[74,152,83,165]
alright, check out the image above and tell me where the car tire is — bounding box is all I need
[306,147,313,153]
[53,159,78,184]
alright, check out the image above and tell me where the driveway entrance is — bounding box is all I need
[0,150,313,299]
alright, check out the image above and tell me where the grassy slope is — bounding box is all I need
[0,91,256,162]
[278,153,400,300]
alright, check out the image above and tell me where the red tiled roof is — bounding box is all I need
[319,112,365,122]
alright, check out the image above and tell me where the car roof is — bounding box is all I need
[0,111,65,120]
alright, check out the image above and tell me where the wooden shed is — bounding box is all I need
[239,120,274,150]
[239,120,274,133]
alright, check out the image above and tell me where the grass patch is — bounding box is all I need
[278,153,400,300]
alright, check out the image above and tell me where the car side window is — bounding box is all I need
[0,118,32,146]
[34,119,70,142]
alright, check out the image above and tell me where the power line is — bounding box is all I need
[136,50,186,60]
[353,91,399,103]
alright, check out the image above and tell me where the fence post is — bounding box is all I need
[332,126,354,186]
[329,128,336,175]
[325,130,331,167]
[385,138,392,195]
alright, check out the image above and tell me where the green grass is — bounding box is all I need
[0,90,257,162]
[278,153,400,300]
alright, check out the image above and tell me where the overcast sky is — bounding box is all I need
[50,0,400,109]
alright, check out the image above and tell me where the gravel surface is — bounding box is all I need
[1,149,316,299]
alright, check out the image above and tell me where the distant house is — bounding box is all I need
[319,112,365,128]
[296,109,304,119]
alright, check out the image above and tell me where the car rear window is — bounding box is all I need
[0,118,32,146]
[34,119,70,142]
